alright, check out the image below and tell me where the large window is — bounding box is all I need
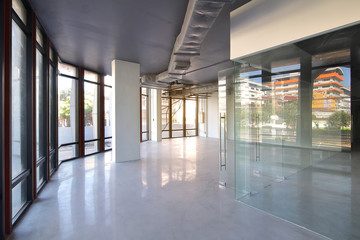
[49,47,57,173]
[161,92,199,139]
[161,92,198,138]
[35,25,47,190]
[58,62,79,161]
[11,0,31,221]
[104,75,112,150]
[185,98,197,136]
[0,0,4,237]
[84,70,100,155]
[161,97,170,138]
[141,88,149,141]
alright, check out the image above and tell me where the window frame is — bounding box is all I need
[57,61,80,162]
[83,69,101,156]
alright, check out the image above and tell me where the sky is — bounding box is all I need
[341,66,351,89]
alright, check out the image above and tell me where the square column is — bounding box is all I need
[112,60,140,162]
[150,89,162,142]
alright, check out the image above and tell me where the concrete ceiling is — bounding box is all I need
[28,0,250,83]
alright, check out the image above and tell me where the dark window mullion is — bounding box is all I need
[11,170,30,189]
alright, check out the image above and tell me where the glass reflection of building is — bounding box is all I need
[225,21,359,240]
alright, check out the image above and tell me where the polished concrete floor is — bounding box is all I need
[9,137,328,240]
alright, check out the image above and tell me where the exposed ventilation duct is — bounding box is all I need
[165,82,218,98]
[141,0,234,88]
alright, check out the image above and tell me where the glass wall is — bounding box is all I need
[161,97,170,138]
[11,0,30,220]
[171,98,184,138]
[185,98,197,136]
[161,92,199,139]
[58,62,79,161]
[5,0,59,230]
[141,88,149,141]
[104,75,112,150]
[49,48,57,172]
[84,70,100,155]
[35,25,46,190]
[232,26,356,240]
[0,0,4,236]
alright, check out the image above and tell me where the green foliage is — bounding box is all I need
[261,103,273,123]
[328,111,351,129]
[58,89,94,127]
[84,95,94,124]
[59,90,71,126]
[283,101,298,129]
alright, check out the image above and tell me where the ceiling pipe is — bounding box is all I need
[141,0,234,87]
[166,82,219,98]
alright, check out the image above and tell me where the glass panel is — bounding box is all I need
[12,0,27,25]
[85,141,99,155]
[36,49,46,159]
[104,75,112,86]
[312,66,351,151]
[233,43,353,240]
[104,139,112,150]
[50,151,56,172]
[59,144,78,161]
[142,132,148,141]
[49,47,54,62]
[172,130,184,138]
[198,98,206,136]
[162,131,169,139]
[58,76,78,145]
[12,179,27,217]
[312,49,350,68]
[171,99,183,130]
[271,58,300,73]
[58,62,78,77]
[141,88,148,95]
[186,130,196,137]
[84,82,99,141]
[36,161,46,188]
[36,26,43,47]
[84,70,99,83]
[162,98,170,131]
[49,65,55,151]
[11,21,28,178]
[104,86,112,138]
[185,99,196,129]
[142,95,148,133]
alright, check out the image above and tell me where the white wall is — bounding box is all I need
[230,0,360,60]
[207,92,219,139]
[150,89,162,141]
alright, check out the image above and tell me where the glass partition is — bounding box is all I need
[232,39,353,240]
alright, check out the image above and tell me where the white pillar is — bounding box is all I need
[111,60,140,162]
[151,89,162,142]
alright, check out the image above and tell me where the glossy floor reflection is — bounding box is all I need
[9,138,327,240]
